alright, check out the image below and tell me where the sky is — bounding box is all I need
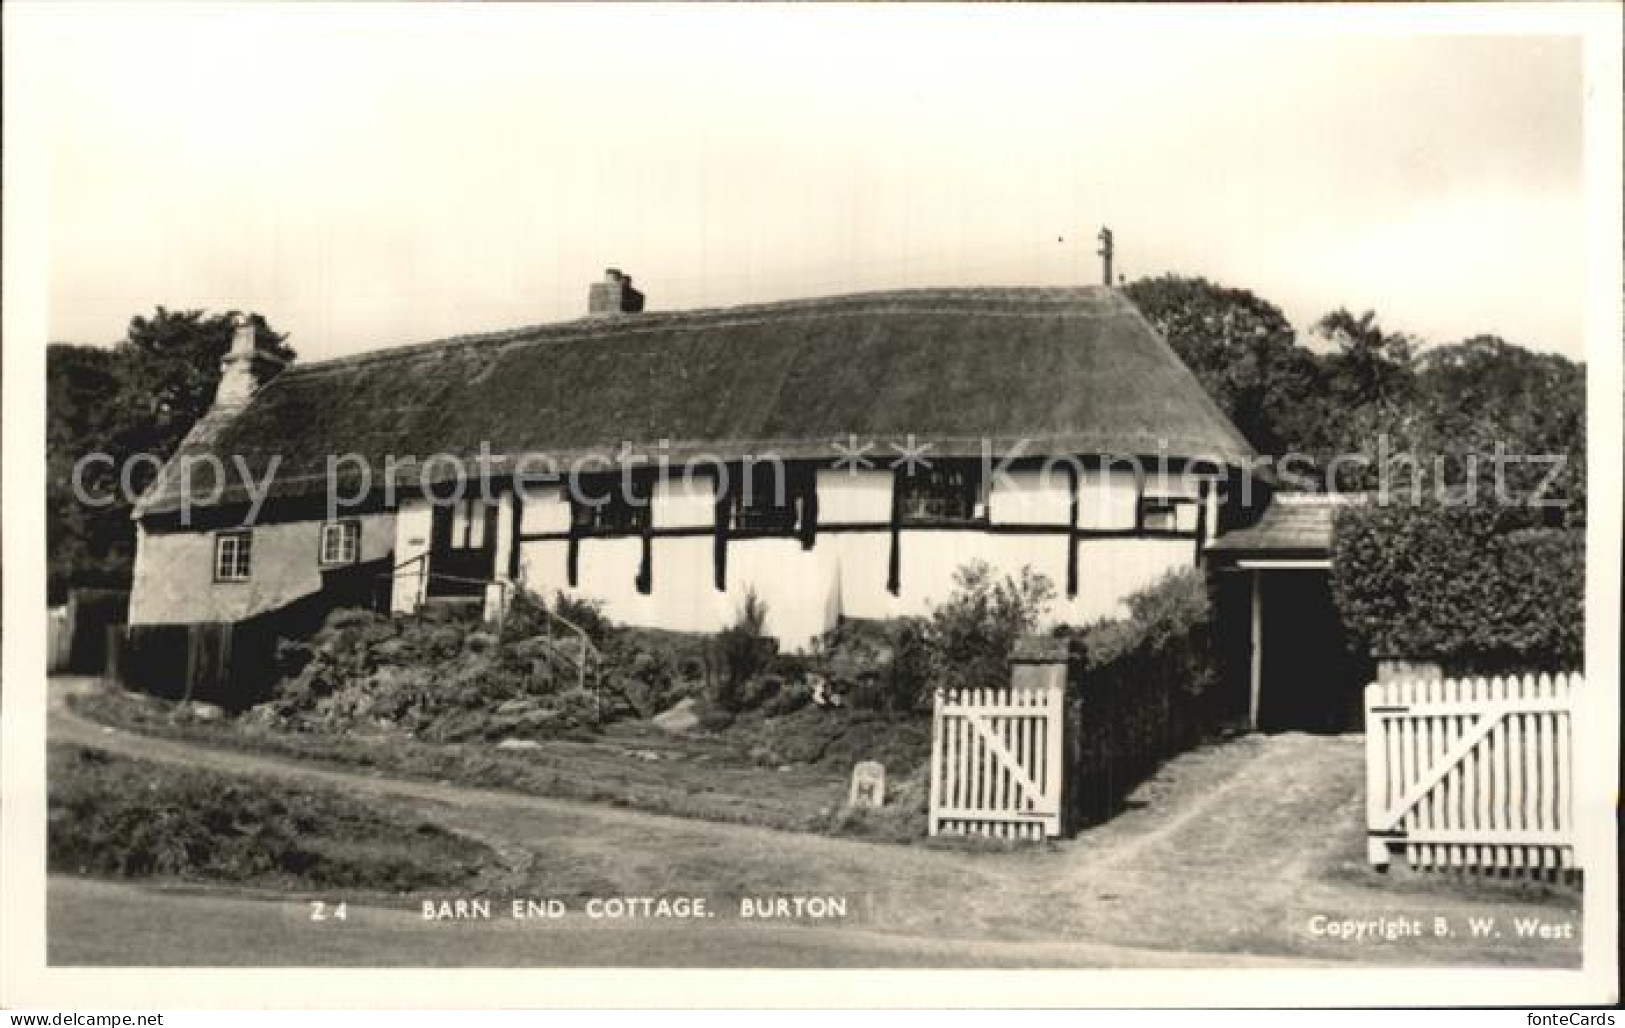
[33,4,1590,362]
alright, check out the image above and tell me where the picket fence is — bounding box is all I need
[928,684,1065,840]
[1365,672,1581,877]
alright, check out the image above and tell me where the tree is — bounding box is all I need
[46,308,292,602]
[1123,275,1323,459]
[118,308,294,475]
[1266,309,1420,491]
[1407,335,1585,521]
[47,346,134,601]
[1310,308,1418,410]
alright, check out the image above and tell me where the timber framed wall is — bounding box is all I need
[499,458,1222,648]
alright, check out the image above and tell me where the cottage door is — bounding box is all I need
[427,499,499,597]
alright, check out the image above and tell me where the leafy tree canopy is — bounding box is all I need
[46,308,292,603]
[1123,275,1320,457]
[1124,275,1584,516]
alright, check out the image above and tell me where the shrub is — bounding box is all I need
[1078,566,1214,679]
[499,587,552,643]
[259,598,615,738]
[760,677,813,716]
[709,590,775,713]
[922,562,1056,695]
[879,618,933,712]
[603,647,683,718]
[273,638,314,680]
[322,607,378,631]
[1330,502,1582,672]
[809,618,919,713]
[551,592,616,647]
[807,565,1054,713]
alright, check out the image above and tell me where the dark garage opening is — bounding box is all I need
[1253,569,1372,733]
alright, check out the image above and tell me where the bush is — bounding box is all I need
[551,592,616,647]
[809,618,917,713]
[1491,529,1585,665]
[807,564,1054,713]
[259,601,613,739]
[922,562,1056,695]
[1330,502,1582,672]
[273,638,314,680]
[499,587,552,643]
[709,590,775,713]
[603,647,683,718]
[1078,566,1214,682]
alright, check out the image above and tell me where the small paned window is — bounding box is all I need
[732,464,813,532]
[898,463,986,524]
[320,520,360,565]
[1139,495,1185,531]
[570,476,652,534]
[215,531,253,581]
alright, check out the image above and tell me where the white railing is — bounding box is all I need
[1365,672,1581,876]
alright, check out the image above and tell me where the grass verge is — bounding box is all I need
[49,742,498,893]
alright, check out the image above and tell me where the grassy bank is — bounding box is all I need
[68,688,934,843]
[49,742,498,893]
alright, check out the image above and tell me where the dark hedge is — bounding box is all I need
[1329,503,1582,673]
[1060,569,1224,829]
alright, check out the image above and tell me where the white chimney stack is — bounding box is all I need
[214,313,284,408]
[588,268,645,316]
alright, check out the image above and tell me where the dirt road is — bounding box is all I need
[47,679,1582,967]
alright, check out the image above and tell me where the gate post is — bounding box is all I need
[1010,636,1072,838]
[927,688,944,838]
[104,624,126,685]
[1364,678,1390,869]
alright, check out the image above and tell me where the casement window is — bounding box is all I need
[570,475,652,535]
[731,464,814,533]
[1138,494,1193,532]
[214,530,253,582]
[897,462,987,524]
[319,519,361,565]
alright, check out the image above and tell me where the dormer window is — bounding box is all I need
[898,462,987,525]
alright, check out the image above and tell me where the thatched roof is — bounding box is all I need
[136,286,1256,516]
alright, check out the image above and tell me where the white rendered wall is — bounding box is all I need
[131,511,396,626]
[510,464,1207,649]
[818,468,893,523]
[1077,467,1140,529]
[1066,537,1195,624]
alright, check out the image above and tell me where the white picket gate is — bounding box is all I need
[929,685,1064,839]
[1365,673,1581,876]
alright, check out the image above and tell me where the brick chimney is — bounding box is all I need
[588,268,645,316]
[214,314,285,409]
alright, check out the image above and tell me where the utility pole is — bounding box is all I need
[1097,226,1114,287]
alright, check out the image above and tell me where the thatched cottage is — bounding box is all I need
[130,272,1261,651]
